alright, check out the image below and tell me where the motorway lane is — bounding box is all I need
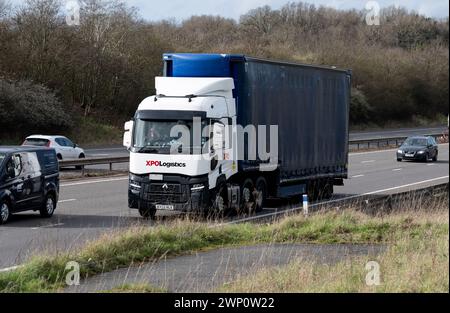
[0,144,448,269]
[83,126,448,158]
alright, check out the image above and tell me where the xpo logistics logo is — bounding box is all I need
[146,160,187,168]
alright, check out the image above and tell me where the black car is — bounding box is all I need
[397,136,439,162]
[0,146,59,225]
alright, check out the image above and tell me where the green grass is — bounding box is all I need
[0,206,447,293]
[219,222,449,292]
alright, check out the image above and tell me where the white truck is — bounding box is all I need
[123,53,351,218]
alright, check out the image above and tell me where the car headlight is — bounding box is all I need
[397,150,403,154]
[191,184,205,192]
[417,150,425,154]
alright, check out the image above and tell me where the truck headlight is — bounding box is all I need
[191,184,205,192]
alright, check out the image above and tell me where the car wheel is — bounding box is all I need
[0,200,11,225]
[397,158,402,162]
[56,154,62,161]
[40,194,56,218]
[433,153,438,162]
[76,153,85,170]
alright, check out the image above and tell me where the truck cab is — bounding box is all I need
[124,76,238,218]
[124,53,351,219]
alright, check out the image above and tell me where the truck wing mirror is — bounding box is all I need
[123,120,134,149]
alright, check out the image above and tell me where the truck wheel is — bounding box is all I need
[40,193,56,218]
[255,177,267,213]
[139,208,156,220]
[0,199,11,225]
[212,184,229,218]
[241,179,257,215]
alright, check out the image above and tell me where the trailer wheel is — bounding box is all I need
[255,177,267,213]
[307,180,319,201]
[319,180,333,200]
[241,179,257,215]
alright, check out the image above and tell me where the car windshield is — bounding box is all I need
[404,138,427,146]
[132,119,210,155]
[23,138,49,146]
[0,153,5,164]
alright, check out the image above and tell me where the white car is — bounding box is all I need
[23,135,85,160]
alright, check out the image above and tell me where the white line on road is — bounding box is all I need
[392,168,403,172]
[221,175,450,226]
[0,265,21,273]
[427,163,436,166]
[31,223,65,230]
[351,175,365,178]
[61,176,128,187]
[59,199,76,203]
[361,160,375,164]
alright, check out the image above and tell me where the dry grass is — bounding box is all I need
[0,195,447,293]
[220,210,449,293]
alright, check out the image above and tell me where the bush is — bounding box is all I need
[0,78,73,137]
[350,87,373,124]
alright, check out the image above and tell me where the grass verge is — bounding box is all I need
[219,218,449,292]
[0,198,447,293]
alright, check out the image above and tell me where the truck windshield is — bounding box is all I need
[132,119,209,154]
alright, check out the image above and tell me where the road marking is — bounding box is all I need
[61,176,128,187]
[392,168,403,172]
[361,160,375,164]
[31,223,65,230]
[0,265,21,273]
[221,175,450,226]
[351,175,365,178]
[59,199,76,203]
[427,163,435,166]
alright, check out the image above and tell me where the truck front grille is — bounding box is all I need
[143,183,187,204]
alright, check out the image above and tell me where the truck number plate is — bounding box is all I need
[155,204,174,211]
